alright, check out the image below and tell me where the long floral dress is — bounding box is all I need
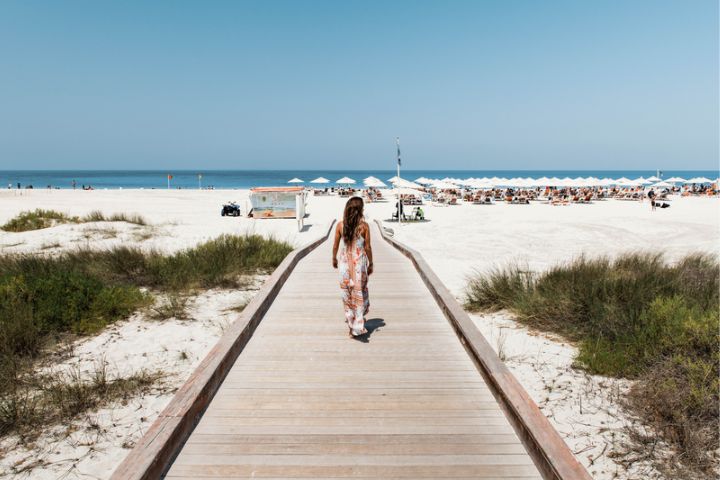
[338,229,370,336]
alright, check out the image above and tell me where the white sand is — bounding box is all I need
[0,190,717,479]
[373,195,719,479]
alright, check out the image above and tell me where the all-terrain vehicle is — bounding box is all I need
[221,202,241,216]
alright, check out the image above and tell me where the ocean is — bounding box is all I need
[0,170,718,190]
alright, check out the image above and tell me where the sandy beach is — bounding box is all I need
[0,189,717,479]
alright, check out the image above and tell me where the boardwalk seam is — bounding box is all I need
[374,220,591,480]
[111,220,337,480]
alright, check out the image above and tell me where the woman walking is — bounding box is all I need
[332,197,373,337]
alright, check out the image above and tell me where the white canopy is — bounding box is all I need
[665,176,687,183]
[363,176,387,188]
[650,181,673,188]
[687,177,712,184]
[616,178,641,187]
[633,177,652,185]
[336,176,356,184]
[287,177,304,183]
[646,176,661,182]
[467,178,495,189]
[414,177,433,185]
[389,187,424,196]
[431,180,458,189]
[310,177,330,184]
[390,177,423,189]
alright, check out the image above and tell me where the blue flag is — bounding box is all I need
[396,138,401,166]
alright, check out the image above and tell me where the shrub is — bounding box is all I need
[1,209,149,233]
[465,252,720,475]
[1,209,77,232]
[0,232,292,440]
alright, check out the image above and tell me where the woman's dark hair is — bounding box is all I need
[342,197,364,244]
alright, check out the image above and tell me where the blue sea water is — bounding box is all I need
[0,170,718,190]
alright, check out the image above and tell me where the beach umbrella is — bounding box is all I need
[468,179,493,189]
[650,181,673,188]
[310,177,330,184]
[646,176,661,182]
[455,178,474,187]
[617,178,641,187]
[391,177,423,189]
[665,176,687,183]
[336,176,356,184]
[287,177,304,184]
[634,177,652,185]
[363,176,387,188]
[414,177,433,185]
[431,180,459,189]
[388,187,424,196]
[546,177,561,186]
[687,177,712,184]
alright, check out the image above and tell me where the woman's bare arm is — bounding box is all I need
[363,222,373,274]
[331,221,342,268]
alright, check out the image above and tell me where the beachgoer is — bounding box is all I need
[332,197,373,338]
[648,189,656,211]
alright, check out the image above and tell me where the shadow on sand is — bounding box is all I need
[352,318,386,343]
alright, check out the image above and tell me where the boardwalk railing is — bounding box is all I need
[111,221,336,480]
[375,220,591,480]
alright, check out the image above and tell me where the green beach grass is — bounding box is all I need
[1,209,148,232]
[0,233,292,439]
[465,252,719,476]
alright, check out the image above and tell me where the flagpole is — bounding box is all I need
[396,137,401,225]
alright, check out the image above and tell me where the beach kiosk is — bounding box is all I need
[249,187,306,219]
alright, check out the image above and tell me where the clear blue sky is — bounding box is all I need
[0,0,717,170]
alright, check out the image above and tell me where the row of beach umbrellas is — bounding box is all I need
[288,175,718,189]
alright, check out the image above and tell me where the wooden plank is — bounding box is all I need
[116,219,576,479]
[110,222,337,480]
[374,221,591,480]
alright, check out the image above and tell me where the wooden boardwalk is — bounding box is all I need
[164,223,544,479]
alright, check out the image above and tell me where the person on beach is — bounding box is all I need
[648,188,656,211]
[332,197,373,337]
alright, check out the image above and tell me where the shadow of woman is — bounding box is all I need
[352,318,386,343]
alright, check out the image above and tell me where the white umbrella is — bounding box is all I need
[310,177,330,184]
[414,177,433,185]
[634,177,652,185]
[388,187,424,196]
[389,177,422,189]
[650,181,672,188]
[468,179,494,189]
[646,176,661,182]
[665,176,687,183]
[617,178,641,187]
[363,176,387,188]
[287,177,304,184]
[430,180,458,189]
[687,177,712,184]
[336,176,356,184]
